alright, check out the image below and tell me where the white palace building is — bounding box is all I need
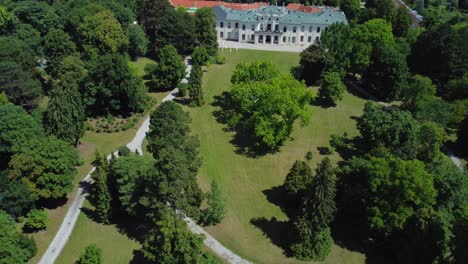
[213,5,347,46]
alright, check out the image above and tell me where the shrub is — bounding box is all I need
[305,151,313,161]
[178,82,188,97]
[192,46,210,66]
[24,209,48,232]
[329,134,346,151]
[117,146,131,156]
[78,244,103,264]
[215,56,226,65]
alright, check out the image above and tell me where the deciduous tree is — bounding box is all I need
[228,74,315,150]
[0,210,37,263]
[319,71,345,104]
[24,209,48,232]
[125,24,149,60]
[401,75,437,112]
[78,11,128,54]
[231,61,280,84]
[9,136,79,201]
[83,53,148,116]
[145,45,186,90]
[298,44,326,85]
[12,0,62,34]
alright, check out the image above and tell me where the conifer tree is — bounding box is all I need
[290,157,337,261]
[189,63,204,106]
[91,152,111,224]
[202,180,226,225]
[44,81,85,146]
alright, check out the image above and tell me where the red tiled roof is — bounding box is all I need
[170,0,321,13]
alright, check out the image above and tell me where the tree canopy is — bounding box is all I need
[145,45,186,90]
[227,71,315,150]
[0,210,37,263]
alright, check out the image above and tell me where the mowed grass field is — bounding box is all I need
[186,49,367,263]
[29,57,169,264]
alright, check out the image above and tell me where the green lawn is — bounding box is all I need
[186,49,367,264]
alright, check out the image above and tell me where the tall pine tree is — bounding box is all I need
[189,63,204,107]
[91,152,111,224]
[44,81,85,146]
[290,157,337,261]
[194,8,218,56]
[202,179,226,225]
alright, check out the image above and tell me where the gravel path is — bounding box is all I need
[39,57,251,264]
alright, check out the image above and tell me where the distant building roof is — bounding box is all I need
[213,5,347,25]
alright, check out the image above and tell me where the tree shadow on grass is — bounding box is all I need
[312,96,337,109]
[129,249,149,264]
[250,217,294,257]
[81,207,101,223]
[145,80,174,93]
[173,97,191,106]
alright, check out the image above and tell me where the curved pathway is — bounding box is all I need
[39,58,251,264]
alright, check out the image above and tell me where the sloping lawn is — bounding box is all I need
[186,49,367,263]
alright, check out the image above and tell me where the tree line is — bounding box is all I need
[0,0,218,262]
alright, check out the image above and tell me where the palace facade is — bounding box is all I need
[214,5,347,46]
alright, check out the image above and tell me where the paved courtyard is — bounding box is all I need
[219,40,306,53]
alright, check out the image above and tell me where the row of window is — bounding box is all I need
[219,22,322,33]
[220,32,320,44]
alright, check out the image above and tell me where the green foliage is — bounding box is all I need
[231,61,280,84]
[117,146,131,156]
[189,63,204,106]
[147,101,203,219]
[43,29,77,76]
[290,226,333,261]
[0,5,18,34]
[362,43,409,101]
[359,156,436,235]
[0,171,34,219]
[201,180,226,225]
[14,23,42,56]
[408,16,467,91]
[24,209,48,232]
[320,23,352,78]
[92,153,112,224]
[340,0,361,20]
[77,244,103,264]
[9,136,79,201]
[83,53,148,116]
[111,154,155,217]
[350,18,395,74]
[44,82,85,146]
[392,6,412,37]
[319,71,345,104]
[12,0,62,34]
[305,151,313,161]
[357,102,419,158]
[178,82,188,97]
[192,46,210,66]
[142,208,204,264]
[227,73,315,150]
[401,74,437,112]
[78,11,128,54]
[0,59,42,110]
[413,96,455,128]
[125,24,148,60]
[284,160,313,196]
[458,116,468,155]
[298,44,326,85]
[0,104,43,160]
[290,158,336,260]
[194,8,218,56]
[56,56,87,84]
[417,122,445,162]
[447,72,468,100]
[0,210,36,263]
[0,91,9,105]
[146,45,186,90]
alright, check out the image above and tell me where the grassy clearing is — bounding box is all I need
[28,57,169,264]
[185,49,367,264]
